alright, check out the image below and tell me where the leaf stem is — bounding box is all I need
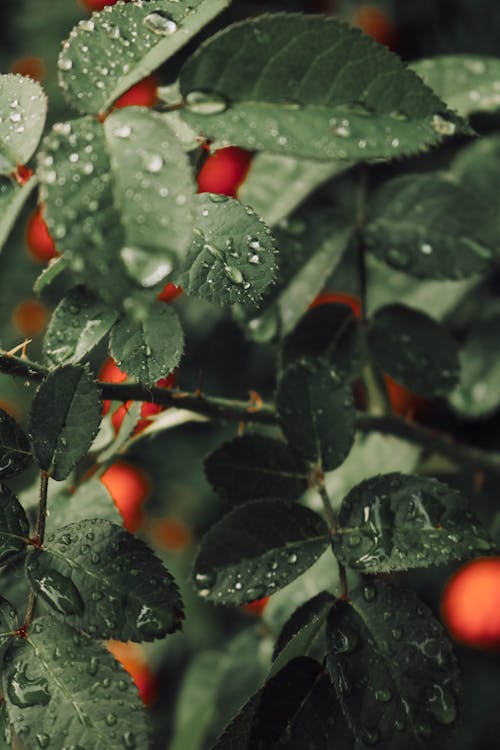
[23,470,49,629]
[2,351,500,476]
[317,484,348,600]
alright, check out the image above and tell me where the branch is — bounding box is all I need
[2,351,500,475]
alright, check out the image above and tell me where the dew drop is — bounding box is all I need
[36,733,50,749]
[142,152,163,173]
[35,570,84,616]
[185,90,228,115]
[58,57,72,72]
[143,11,178,36]
[224,266,244,284]
[113,124,132,139]
[7,663,51,708]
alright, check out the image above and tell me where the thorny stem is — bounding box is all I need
[2,351,500,476]
[23,471,49,629]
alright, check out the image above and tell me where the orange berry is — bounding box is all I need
[113,75,158,109]
[26,208,59,263]
[100,461,150,532]
[309,291,362,319]
[151,518,192,552]
[241,597,270,617]
[10,57,46,82]
[12,299,49,336]
[354,5,398,50]
[106,640,158,706]
[441,558,500,651]
[157,283,183,304]
[98,357,127,416]
[197,146,253,198]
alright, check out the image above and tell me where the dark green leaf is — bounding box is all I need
[212,693,261,750]
[449,313,500,418]
[365,173,492,279]
[0,700,11,749]
[46,478,121,532]
[276,362,355,471]
[0,74,47,174]
[204,434,309,504]
[179,14,463,161]
[193,500,329,605]
[0,484,29,567]
[25,518,183,641]
[0,597,18,665]
[43,286,119,365]
[33,256,67,295]
[3,616,151,749]
[250,657,353,750]
[333,473,494,573]
[411,55,500,117]
[326,581,461,748]
[0,174,36,254]
[38,111,195,305]
[175,194,278,307]
[0,408,32,479]
[59,0,230,115]
[110,302,183,386]
[28,364,102,481]
[271,591,334,676]
[368,304,459,398]
[281,303,365,381]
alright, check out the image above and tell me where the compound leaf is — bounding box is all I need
[0,74,47,174]
[0,485,29,568]
[25,518,184,641]
[193,500,329,605]
[0,408,32,479]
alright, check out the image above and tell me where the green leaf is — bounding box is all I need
[276,362,355,471]
[46,478,121,532]
[33,256,67,295]
[326,581,461,748]
[3,616,151,749]
[0,485,29,567]
[280,303,365,381]
[59,0,231,115]
[175,195,278,307]
[0,408,32,479]
[367,304,459,398]
[28,364,102,481]
[0,74,47,174]
[238,153,349,227]
[449,313,500,418]
[25,518,184,641]
[110,302,183,386]
[37,111,195,304]
[193,500,329,605]
[0,700,11,750]
[179,14,463,161]
[333,473,495,573]
[0,597,18,664]
[235,209,352,342]
[204,434,310,504]
[247,657,353,750]
[271,591,334,677]
[365,173,492,279]
[43,286,119,366]
[0,174,36,254]
[411,55,500,118]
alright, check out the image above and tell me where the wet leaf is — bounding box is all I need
[365,173,492,279]
[0,597,18,665]
[0,174,36,254]
[179,14,464,161]
[44,286,119,366]
[2,616,151,748]
[368,303,459,398]
[0,74,47,174]
[175,195,277,307]
[45,478,121,533]
[110,302,183,386]
[271,591,334,677]
[25,519,183,641]
[412,55,500,118]
[333,473,495,573]
[0,485,29,568]
[326,581,461,749]
[276,361,356,471]
[193,500,329,605]
[29,364,102,481]
[204,434,310,505]
[59,0,231,115]
[0,408,32,479]
[33,257,67,295]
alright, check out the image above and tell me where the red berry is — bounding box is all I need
[12,299,49,337]
[157,283,183,304]
[241,597,270,617]
[26,208,59,263]
[354,5,398,50]
[98,357,127,416]
[309,291,362,319]
[106,640,158,706]
[113,75,158,109]
[111,400,133,434]
[100,460,150,532]
[10,56,45,81]
[150,518,192,552]
[80,0,119,11]
[133,374,176,435]
[383,374,429,422]
[441,558,500,651]
[197,146,253,198]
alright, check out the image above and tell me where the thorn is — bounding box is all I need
[247,390,263,413]
[5,339,32,358]
[237,421,245,436]
[194,370,205,398]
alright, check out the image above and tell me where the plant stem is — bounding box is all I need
[2,351,500,475]
[23,470,49,629]
[317,484,348,599]
[355,163,369,317]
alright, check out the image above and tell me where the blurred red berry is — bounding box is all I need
[98,357,127,416]
[26,208,59,263]
[10,56,46,81]
[100,460,151,532]
[241,597,270,617]
[157,283,183,304]
[309,291,362,319]
[113,75,158,109]
[197,146,253,198]
[354,5,398,50]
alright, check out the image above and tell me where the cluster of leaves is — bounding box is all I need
[0,1,500,748]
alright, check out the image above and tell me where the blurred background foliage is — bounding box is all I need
[0,1,499,748]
